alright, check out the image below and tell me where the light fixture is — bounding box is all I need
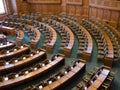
[57,76,60,79]
[95,74,99,78]
[30,54,33,57]
[4,77,9,81]
[0,43,3,45]
[14,49,17,51]
[15,74,19,78]
[25,71,29,74]
[23,57,26,60]
[15,59,18,63]
[34,67,37,71]
[39,85,43,89]
[21,46,23,48]
[64,71,67,75]
[84,86,87,90]
[42,63,45,67]
[48,80,52,84]
[36,51,39,53]
[54,56,57,59]
[71,66,74,70]
[75,62,79,65]
[7,42,9,44]
[6,62,9,65]
[49,60,52,63]
[6,51,10,54]
[90,80,93,84]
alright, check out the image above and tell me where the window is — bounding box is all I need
[0,0,6,14]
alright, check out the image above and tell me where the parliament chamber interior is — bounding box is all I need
[0,0,120,90]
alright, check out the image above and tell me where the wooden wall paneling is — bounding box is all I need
[118,13,120,31]
[41,5,48,15]
[110,11,119,24]
[61,0,66,15]
[66,5,75,16]
[102,9,111,22]
[92,7,97,18]
[75,5,81,16]
[69,5,75,16]
[66,0,82,5]
[82,6,89,19]
[27,0,61,4]
[96,8,103,20]
[90,7,94,18]
[109,11,119,28]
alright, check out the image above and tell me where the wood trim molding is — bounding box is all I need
[27,0,61,4]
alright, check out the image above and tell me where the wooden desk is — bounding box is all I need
[101,22,120,45]
[39,22,57,53]
[64,18,93,61]
[0,54,64,89]
[0,34,6,42]
[28,25,41,49]
[45,24,57,53]
[41,60,86,90]
[0,45,30,60]
[1,26,16,36]
[0,41,15,50]
[16,30,24,46]
[88,66,110,90]
[83,20,114,67]
[0,50,46,73]
[60,22,75,57]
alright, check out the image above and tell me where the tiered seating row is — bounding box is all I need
[82,19,114,67]
[89,19,120,61]
[0,44,30,60]
[16,30,24,46]
[0,49,46,74]
[62,17,93,61]
[28,25,41,49]
[0,54,65,89]
[1,25,16,36]
[0,41,15,50]
[37,22,57,53]
[77,65,114,90]
[21,13,41,21]
[44,19,74,57]
[25,59,86,90]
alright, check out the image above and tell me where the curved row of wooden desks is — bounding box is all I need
[45,19,75,57]
[93,19,120,45]
[82,19,114,67]
[1,26,16,36]
[77,65,114,90]
[0,49,46,74]
[89,19,120,61]
[0,44,30,60]
[21,13,41,21]
[16,30,24,46]
[2,20,57,52]
[38,22,57,53]
[0,41,16,50]
[61,17,93,61]
[27,25,41,49]
[4,17,34,25]
[24,59,86,90]
[2,21,41,49]
[0,54,65,89]
[58,20,74,57]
